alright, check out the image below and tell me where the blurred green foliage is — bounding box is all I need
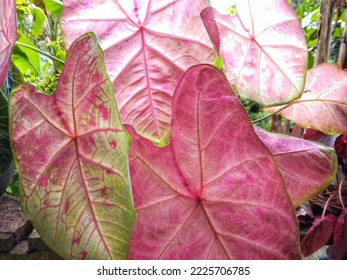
[12,0,65,93]
[292,0,345,68]
[3,0,65,196]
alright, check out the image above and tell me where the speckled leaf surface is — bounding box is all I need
[9,33,136,260]
[61,0,216,144]
[0,0,17,88]
[269,64,347,135]
[255,128,337,208]
[201,0,307,106]
[127,64,301,260]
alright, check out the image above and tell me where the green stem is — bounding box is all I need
[251,102,294,124]
[15,41,64,65]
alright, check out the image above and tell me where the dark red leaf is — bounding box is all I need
[303,129,326,142]
[335,135,347,169]
[301,214,337,257]
[327,209,347,259]
[291,124,304,138]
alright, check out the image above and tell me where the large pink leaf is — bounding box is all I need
[0,0,17,88]
[9,33,136,260]
[127,64,301,259]
[255,128,337,208]
[201,1,307,106]
[269,64,347,135]
[61,0,216,144]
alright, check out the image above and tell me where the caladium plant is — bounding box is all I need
[201,0,307,106]
[9,33,136,260]
[61,0,216,144]
[127,64,336,260]
[268,64,347,135]
[255,128,337,208]
[0,0,17,89]
[5,0,345,260]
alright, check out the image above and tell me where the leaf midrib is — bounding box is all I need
[71,54,114,259]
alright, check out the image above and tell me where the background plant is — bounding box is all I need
[12,0,64,94]
[0,0,17,197]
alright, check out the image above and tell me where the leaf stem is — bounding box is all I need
[251,102,294,124]
[338,176,346,210]
[322,193,336,218]
[15,41,65,65]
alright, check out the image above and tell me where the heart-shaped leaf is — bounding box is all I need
[127,64,301,259]
[61,0,216,144]
[255,128,337,208]
[0,0,17,88]
[201,1,307,106]
[269,64,347,135]
[9,33,136,260]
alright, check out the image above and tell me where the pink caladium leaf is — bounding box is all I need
[0,0,17,88]
[61,0,216,145]
[255,128,337,208]
[201,0,307,106]
[9,33,136,260]
[127,64,301,259]
[268,64,347,135]
[301,214,337,257]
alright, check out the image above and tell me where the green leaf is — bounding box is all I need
[32,7,46,39]
[43,0,63,18]
[11,48,39,77]
[307,51,314,69]
[12,33,43,77]
[214,55,224,72]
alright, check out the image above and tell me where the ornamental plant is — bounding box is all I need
[2,0,347,259]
